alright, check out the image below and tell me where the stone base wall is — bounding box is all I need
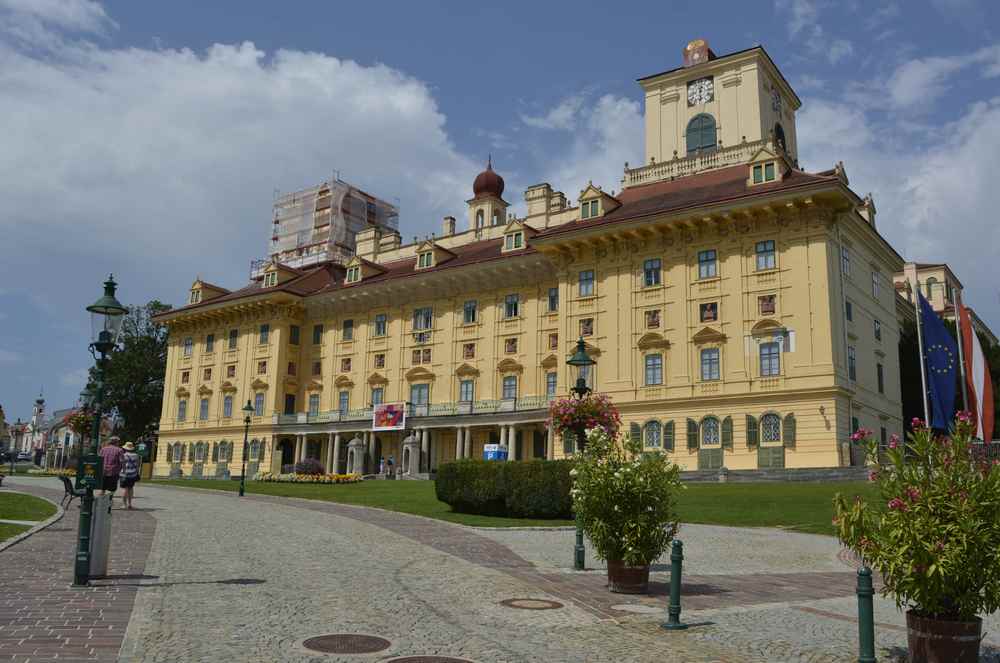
[680,466,869,483]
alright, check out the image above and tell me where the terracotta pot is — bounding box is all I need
[906,610,982,663]
[606,559,650,594]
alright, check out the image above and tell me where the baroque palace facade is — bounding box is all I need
[152,40,904,478]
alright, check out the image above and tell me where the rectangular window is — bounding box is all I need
[259,324,269,345]
[199,398,209,421]
[205,334,215,353]
[312,361,322,376]
[371,387,384,406]
[546,372,557,397]
[462,342,475,359]
[580,318,594,337]
[698,249,717,279]
[413,307,433,330]
[340,358,351,373]
[848,345,857,381]
[645,310,661,329]
[223,396,233,418]
[753,164,763,184]
[700,348,720,381]
[579,270,595,297]
[505,337,518,354]
[257,360,267,375]
[549,333,559,350]
[417,252,433,268]
[254,393,264,416]
[374,353,385,369]
[877,363,885,394]
[346,266,360,283]
[504,294,520,319]
[502,375,518,400]
[874,319,882,341]
[463,300,477,324]
[312,324,324,345]
[181,370,190,384]
[841,246,851,276]
[756,240,776,271]
[645,353,663,386]
[760,342,781,377]
[374,313,387,337]
[264,272,277,287]
[228,328,238,350]
[459,379,474,402]
[764,162,775,181]
[284,394,296,415]
[643,258,662,287]
[759,295,776,316]
[547,287,559,312]
[412,349,421,365]
[183,337,193,357]
[410,383,429,405]
[852,416,859,434]
[226,364,236,378]
[845,300,853,321]
[177,400,187,421]
[422,348,432,364]
[287,362,296,376]
[700,302,718,323]
[338,391,349,413]
[203,368,212,381]
[342,319,354,341]
[504,232,524,250]
[872,271,880,298]
[308,394,320,416]
[289,325,300,345]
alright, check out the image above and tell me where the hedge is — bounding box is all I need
[435,459,574,519]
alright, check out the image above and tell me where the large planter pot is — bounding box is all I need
[906,610,982,663]
[606,559,650,594]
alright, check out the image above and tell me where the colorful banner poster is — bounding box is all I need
[372,402,406,431]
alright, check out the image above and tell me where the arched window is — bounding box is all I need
[476,210,484,229]
[761,414,781,443]
[492,210,500,226]
[925,277,938,298]
[644,421,661,448]
[701,416,720,446]
[774,123,786,152]
[686,114,717,155]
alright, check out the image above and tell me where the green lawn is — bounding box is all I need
[0,523,30,543]
[0,492,58,522]
[151,478,876,534]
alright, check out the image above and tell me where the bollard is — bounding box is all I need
[856,566,876,663]
[574,513,585,570]
[661,540,688,630]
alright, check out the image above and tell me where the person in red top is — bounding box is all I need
[98,437,125,498]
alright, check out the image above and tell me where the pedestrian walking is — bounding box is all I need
[387,455,394,478]
[378,456,385,476]
[120,442,142,510]
[98,437,125,502]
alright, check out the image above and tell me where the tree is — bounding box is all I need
[87,300,171,442]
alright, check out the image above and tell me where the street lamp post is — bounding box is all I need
[565,337,596,571]
[239,401,254,497]
[73,275,127,587]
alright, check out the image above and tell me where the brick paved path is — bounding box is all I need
[0,481,155,662]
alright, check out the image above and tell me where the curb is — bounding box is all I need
[0,490,66,553]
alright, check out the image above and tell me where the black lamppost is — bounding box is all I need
[74,275,127,586]
[565,337,595,571]
[239,400,254,497]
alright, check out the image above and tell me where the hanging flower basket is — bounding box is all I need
[548,393,621,441]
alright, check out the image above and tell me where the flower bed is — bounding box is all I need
[253,471,361,484]
[26,468,76,477]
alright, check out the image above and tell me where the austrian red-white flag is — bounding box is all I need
[959,303,994,440]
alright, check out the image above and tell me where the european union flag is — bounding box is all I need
[919,291,958,429]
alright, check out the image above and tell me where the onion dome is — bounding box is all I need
[472,156,504,200]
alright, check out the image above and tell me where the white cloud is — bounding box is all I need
[827,39,854,64]
[775,0,819,37]
[521,95,585,131]
[774,0,854,65]
[59,367,89,388]
[0,349,19,362]
[887,46,1000,109]
[0,0,114,48]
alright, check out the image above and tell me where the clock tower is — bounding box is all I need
[638,39,801,168]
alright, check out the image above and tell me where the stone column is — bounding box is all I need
[507,425,516,462]
[547,422,555,460]
[325,433,335,473]
[420,428,429,473]
[455,427,463,460]
[464,426,472,459]
[293,435,302,463]
[368,432,376,472]
[333,433,342,474]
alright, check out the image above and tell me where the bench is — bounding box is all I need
[59,476,86,508]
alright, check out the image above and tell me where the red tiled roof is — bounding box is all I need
[534,164,839,240]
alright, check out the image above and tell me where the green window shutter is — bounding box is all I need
[167,443,173,461]
[722,416,734,451]
[783,413,797,449]
[687,418,699,451]
[630,422,642,444]
[664,420,675,452]
[211,442,218,462]
[746,415,758,448]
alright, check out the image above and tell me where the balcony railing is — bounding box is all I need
[273,396,553,427]
[622,138,768,188]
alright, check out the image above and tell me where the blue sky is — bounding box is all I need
[1,0,998,422]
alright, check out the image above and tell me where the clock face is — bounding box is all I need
[687,77,714,106]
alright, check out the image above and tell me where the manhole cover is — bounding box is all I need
[499,598,563,610]
[302,634,391,654]
[389,658,475,663]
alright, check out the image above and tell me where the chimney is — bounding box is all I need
[682,38,715,67]
[442,216,456,236]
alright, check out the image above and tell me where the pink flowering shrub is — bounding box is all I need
[835,414,1000,621]
[548,393,621,441]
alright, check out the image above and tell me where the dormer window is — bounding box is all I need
[580,200,600,219]
[346,266,360,283]
[189,289,201,304]
[264,272,278,287]
[417,251,434,269]
[504,231,524,251]
[752,162,777,184]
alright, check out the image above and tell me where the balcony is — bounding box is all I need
[622,138,768,188]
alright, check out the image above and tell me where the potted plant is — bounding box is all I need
[572,427,682,594]
[834,413,1000,663]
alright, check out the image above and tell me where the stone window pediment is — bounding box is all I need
[540,353,559,369]
[250,378,269,390]
[306,379,324,392]
[219,381,238,393]
[750,319,785,336]
[196,385,213,396]
[637,332,670,350]
[496,358,523,374]
[405,366,436,382]
[692,326,726,344]
[175,386,190,398]
[367,372,389,386]
[455,363,480,377]
[334,375,354,388]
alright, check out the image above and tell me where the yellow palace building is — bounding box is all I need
[152,39,904,479]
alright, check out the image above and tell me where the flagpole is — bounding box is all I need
[954,291,969,411]
[909,281,931,424]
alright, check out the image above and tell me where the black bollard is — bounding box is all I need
[661,539,688,630]
[857,566,876,663]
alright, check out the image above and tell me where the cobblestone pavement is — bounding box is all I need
[0,478,155,662]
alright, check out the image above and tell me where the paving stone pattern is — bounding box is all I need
[0,480,155,662]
